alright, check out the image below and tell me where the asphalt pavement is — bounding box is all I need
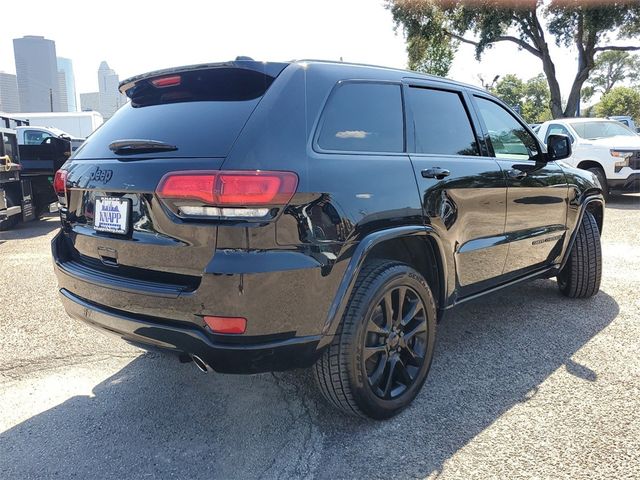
[1,195,639,479]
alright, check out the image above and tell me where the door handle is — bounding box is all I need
[421,167,450,180]
[507,168,527,180]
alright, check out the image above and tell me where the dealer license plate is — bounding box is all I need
[94,197,130,235]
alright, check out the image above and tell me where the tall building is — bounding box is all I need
[80,61,127,119]
[80,92,100,112]
[57,71,68,112]
[98,61,126,118]
[13,35,63,112]
[0,72,20,113]
[57,57,78,112]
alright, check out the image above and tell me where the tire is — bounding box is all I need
[587,167,608,201]
[313,260,437,419]
[557,210,602,298]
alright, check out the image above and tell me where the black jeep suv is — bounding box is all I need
[52,59,603,419]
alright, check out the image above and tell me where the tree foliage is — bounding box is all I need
[407,35,457,76]
[521,74,552,123]
[493,74,524,108]
[595,86,640,120]
[491,73,551,123]
[387,0,640,118]
[586,51,640,95]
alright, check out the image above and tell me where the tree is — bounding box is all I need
[407,35,456,76]
[595,86,640,120]
[387,0,640,118]
[586,51,640,95]
[522,74,552,123]
[490,73,551,123]
[493,74,524,108]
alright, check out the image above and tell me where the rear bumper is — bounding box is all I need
[51,229,342,373]
[58,287,323,374]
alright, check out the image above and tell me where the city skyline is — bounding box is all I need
[2,35,126,119]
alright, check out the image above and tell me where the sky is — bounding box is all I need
[0,0,581,98]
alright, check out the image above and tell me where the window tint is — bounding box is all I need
[24,130,54,145]
[545,124,573,143]
[317,83,404,152]
[74,67,277,159]
[475,97,539,160]
[409,87,478,156]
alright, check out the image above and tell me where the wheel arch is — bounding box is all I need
[586,200,604,234]
[576,159,605,173]
[559,194,605,272]
[320,226,447,342]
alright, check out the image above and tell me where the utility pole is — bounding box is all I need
[49,88,53,112]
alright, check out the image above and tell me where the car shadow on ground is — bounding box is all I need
[606,193,640,211]
[0,279,619,479]
[0,215,59,241]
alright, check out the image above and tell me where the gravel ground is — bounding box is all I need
[1,195,639,479]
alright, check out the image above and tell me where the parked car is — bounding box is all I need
[608,115,639,133]
[52,59,604,419]
[537,118,640,198]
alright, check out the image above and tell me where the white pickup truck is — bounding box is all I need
[16,126,84,152]
[537,118,640,198]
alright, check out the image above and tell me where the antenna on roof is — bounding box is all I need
[235,56,255,61]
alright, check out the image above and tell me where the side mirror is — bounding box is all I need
[547,134,572,161]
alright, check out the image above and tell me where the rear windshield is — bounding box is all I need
[74,68,277,159]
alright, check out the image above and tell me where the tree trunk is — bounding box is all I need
[563,69,591,117]
[563,34,596,117]
[539,45,564,118]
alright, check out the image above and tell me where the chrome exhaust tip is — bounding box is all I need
[191,354,209,373]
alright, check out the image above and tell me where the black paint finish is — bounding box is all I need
[52,60,603,373]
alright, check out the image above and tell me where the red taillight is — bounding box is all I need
[156,170,298,218]
[151,75,181,88]
[53,169,68,196]
[217,172,297,205]
[156,174,216,204]
[203,316,247,334]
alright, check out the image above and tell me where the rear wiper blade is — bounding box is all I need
[109,139,177,155]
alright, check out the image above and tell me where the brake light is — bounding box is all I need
[203,316,247,334]
[218,174,287,204]
[157,174,216,204]
[53,169,68,196]
[156,170,298,219]
[151,75,181,88]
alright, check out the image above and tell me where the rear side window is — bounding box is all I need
[545,124,574,143]
[317,83,404,153]
[24,130,54,145]
[408,87,479,156]
[74,67,278,159]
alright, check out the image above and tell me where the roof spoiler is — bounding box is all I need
[119,60,289,96]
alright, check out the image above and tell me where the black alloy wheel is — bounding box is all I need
[364,286,428,400]
[313,260,437,419]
